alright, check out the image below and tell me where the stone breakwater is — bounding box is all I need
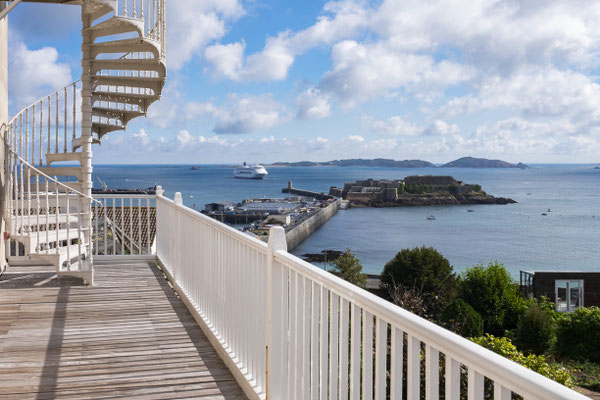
[286,199,341,250]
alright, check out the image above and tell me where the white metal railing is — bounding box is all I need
[4,80,82,166]
[92,194,156,256]
[155,191,589,400]
[4,149,95,270]
[115,0,166,58]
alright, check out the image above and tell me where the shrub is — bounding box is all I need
[331,248,367,289]
[556,307,600,362]
[459,262,524,335]
[472,334,574,388]
[514,304,556,355]
[441,299,484,337]
[381,246,457,320]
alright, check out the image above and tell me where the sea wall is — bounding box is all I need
[286,199,341,250]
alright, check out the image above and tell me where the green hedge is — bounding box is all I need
[556,307,600,362]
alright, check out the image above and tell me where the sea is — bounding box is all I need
[92,164,600,277]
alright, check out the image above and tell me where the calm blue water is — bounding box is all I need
[92,164,600,276]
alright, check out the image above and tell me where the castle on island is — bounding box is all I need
[329,175,479,203]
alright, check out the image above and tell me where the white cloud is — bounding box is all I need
[348,135,365,143]
[203,1,368,81]
[443,68,599,116]
[371,0,600,74]
[368,115,458,137]
[320,40,470,107]
[369,115,421,136]
[209,94,287,134]
[8,42,72,110]
[167,0,245,70]
[204,41,246,80]
[423,120,459,136]
[296,88,331,120]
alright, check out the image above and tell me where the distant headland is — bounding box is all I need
[441,157,528,168]
[268,156,528,169]
[328,175,516,207]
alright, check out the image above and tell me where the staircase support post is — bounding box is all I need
[0,2,8,273]
[80,1,94,284]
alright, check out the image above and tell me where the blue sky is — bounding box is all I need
[7,0,600,164]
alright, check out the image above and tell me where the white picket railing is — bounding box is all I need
[154,191,589,400]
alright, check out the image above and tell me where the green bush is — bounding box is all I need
[472,334,574,388]
[514,304,556,355]
[459,262,524,335]
[330,248,367,289]
[381,246,457,319]
[556,307,600,362]
[441,299,484,337]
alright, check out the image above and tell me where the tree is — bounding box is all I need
[331,248,367,289]
[380,246,458,319]
[459,262,524,336]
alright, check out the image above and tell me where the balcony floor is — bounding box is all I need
[0,261,247,399]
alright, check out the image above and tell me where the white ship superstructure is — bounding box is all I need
[233,163,268,179]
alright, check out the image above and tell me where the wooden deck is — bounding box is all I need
[0,261,247,400]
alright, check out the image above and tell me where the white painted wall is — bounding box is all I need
[0,2,7,124]
[0,2,8,270]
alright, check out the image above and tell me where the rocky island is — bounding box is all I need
[329,175,516,207]
[268,157,528,169]
[442,157,528,168]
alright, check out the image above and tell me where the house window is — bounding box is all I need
[555,280,583,312]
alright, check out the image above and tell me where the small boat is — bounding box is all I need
[467,209,474,212]
[233,162,268,179]
[541,213,547,216]
[427,215,436,220]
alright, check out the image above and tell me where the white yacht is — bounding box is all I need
[233,163,268,179]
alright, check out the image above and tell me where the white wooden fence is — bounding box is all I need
[154,190,589,400]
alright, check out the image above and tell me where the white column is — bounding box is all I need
[80,3,94,279]
[0,2,9,271]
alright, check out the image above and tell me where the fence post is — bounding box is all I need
[267,226,287,399]
[174,192,182,205]
[172,192,182,281]
[155,185,164,197]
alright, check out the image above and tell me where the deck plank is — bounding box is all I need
[0,262,248,400]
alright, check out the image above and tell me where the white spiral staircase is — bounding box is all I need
[2,0,166,284]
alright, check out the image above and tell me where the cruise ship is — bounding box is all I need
[233,163,268,179]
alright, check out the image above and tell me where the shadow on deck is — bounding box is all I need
[0,261,247,399]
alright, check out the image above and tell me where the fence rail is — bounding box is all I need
[154,191,588,400]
